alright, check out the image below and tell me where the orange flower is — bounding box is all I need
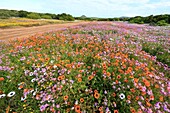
[130,88,135,93]
[144,80,150,87]
[150,95,154,100]
[127,95,131,100]
[66,64,72,68]
[78,78,82,82]
[114,110,119,113]
[88,75,94,81]
[64,95,68,101]
[103,70,106,74]
[45,57,50,61]
[18,85,24,89]
[58,75,65,81]
[141,91,146,96]
[155,84,159,88]
[106,72,111,77]
[124,79,128,83]
[130,108,136,113]
[135,96,139,101]
[115,80,119,84]
[80,98,84,103]
[117,75,121,79]
[122,64,126,69]
[87,66,91,69]
[0,77,5,81]
[58,76,62,81]
[128,67,133,71]
[159,96,163,101]
[103,66,107,70]
[134,78,139,83]
[75,105,81,113]
[151,67,155,71]
[77,64,81,68]
[94,92,100,99]
[146,102,151,107]
[99,107,103,111]
[145,98,149,102]
[112,93,116,97]
[102,63,107,67]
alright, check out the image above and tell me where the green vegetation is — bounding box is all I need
[0,9,169,25]
[75,14,170,26]
[128,14,170,26]
[0,9,75,21]
[27,13,41,19]
[142,43,170,66]
[41,15,52,19]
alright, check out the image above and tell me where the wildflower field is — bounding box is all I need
[0,22,170,113]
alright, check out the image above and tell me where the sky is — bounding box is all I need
[0,0,170,18]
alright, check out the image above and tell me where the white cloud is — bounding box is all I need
[0,0,169,17]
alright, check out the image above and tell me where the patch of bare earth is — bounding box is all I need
[0,22,91,42]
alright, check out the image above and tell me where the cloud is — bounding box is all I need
[0,0,169,17]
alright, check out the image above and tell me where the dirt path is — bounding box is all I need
[0,22,91,41]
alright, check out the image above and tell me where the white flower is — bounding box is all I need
[75,100,78,105]
[33,91,37,96]
[31,78,36,82]
[50,60,55,64]
[0,94,6,98]
[110,38,113,41]
[21,96,27,101]
[29,72,33,76]
[119,93,125,99]
[7,91,16,97]
[53,65,57,69]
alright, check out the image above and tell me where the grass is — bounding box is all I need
[0,18,73,28]
[0,22,169,113]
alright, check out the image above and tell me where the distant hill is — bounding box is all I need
[0,9,169,26]
[0,9,75,21]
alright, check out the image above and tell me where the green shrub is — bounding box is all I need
[26,13,41,19]
[41,15,52,19]
[156,20,168,26]
[0,12,10,19]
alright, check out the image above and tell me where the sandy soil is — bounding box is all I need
[0,22,91,41]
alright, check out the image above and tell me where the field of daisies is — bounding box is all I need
[0,22,170,113]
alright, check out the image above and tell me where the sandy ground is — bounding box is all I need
[0,22,91,41]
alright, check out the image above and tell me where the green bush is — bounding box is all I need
[156,20,168,26]
[26,13,41,19]
[0,12,10,19]
[41,15,52,19]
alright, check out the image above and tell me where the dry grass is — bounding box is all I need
[0,18,72,28]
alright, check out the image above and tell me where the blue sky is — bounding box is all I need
[0,0,170,17]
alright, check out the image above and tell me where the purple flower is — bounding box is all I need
[20,56,26,61]
[42,68,46,73]
[56,104,60,108]
[104,90,107,94]
[164,104,170,112]
[40,104,49,112]
[154,102,161,109]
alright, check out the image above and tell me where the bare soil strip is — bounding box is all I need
[0,22,91,41]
